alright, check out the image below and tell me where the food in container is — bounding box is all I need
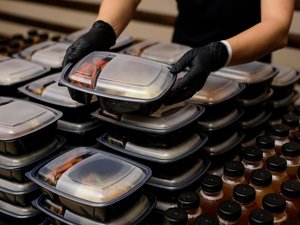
[27,147,152,221]
[92,101,205,147]
[59,51,176,115]
[123,40,191,65]
[0,97,62,155]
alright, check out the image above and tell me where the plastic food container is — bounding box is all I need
[0,97,62,155]
[92,102,205,147]
[0,56,50,88]
[17,41,70,69]
[33,192,156,225]
[123,40,191,65]
[240,106,272,130]
[97,131,207,163]
[27,147,152,221]
[237,88,273,107]
[59,51,176,115]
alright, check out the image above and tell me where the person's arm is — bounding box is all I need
[227,0,295,65]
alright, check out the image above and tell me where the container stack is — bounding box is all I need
[0,97,64,224]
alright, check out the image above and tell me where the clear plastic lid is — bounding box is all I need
[92,102,204,133]
[18,41,55,60]
[0,177,38,195]
[212,61,278,84]
[60,51,175,102]
[99,132,207,163]
[271,65,300,87]
[31,42,70,68]
[31,147,151,206]
[0,57,49,86]
[0,97,62,140]
[189,75,245,105]
[0,198,40,218]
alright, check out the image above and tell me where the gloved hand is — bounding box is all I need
[62,20,116,67]
[164,41,229,105]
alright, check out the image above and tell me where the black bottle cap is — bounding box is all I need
[249,208,274,225]
[218,200,241,221]
[233,184,256,203]
[282,113,299,128]
[281,179,300,198]
[256,135,275,149]
[38,32,49,41]
[28,29,38,36]
[195,214,219,225]
[250,169,272,187]
[270,124,290,137]
[281,142,300,157]
[164,207,188,225]
[294,131,300,144]
[266,156,287,172]
[223,161,245,177]
[262,193,286,213]
[242,146,263,161]
[0,46,7,53]
[177,191,200,210]
[11,33,24,40]
[201,175,223,193]
[9,40,20,49]
[51,35,62,42]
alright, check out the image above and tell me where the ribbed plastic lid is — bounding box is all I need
[281,180,300,198]
[249,208,274,225]
[282,113,300,128]
[266,156,287,172]
[195,214,219,225]
[281,142,300,157]
[233,184,256,203]
[164,207,188,225]
[250,169,272,187]
[177,191,200,210]
[218,200,241,221]
[262,193,286,213]
[256,135,275,149]
[223,161,245,177]
[270,124,290,137]
[243,146,263,161]
[201,175,223,193]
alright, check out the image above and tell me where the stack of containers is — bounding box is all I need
[18,73,104,145]
[27,147,155,225]
[212,61,278,148]
[0,97,64,224]
[269,65,300,125]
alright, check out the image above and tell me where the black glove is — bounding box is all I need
[164,41,229,105]
[62,20,116,67]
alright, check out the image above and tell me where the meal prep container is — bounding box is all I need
[0,97,62,156]
[237,88,273,107]
[33,192,156,225]
[0,135,65,182]
[212,61,278,101]
[0,55,50,93]
[97,131,207,163]
[17,41,70,69]
[92,102,205,147]
[59,51,176,115]
[240,105,272,130]
[123,40,191,65]
[27,147,152,221]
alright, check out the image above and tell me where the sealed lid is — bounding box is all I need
[250,169,272,187]
[189,75,245,105]
[0,177,38,195]
[60,51,176,102]
[177,191,200,210]
[282,113,299,128]
[164,207,188,225]
[266,156,287,172]
[92,102,204,134]
[256,135,275,149]
[98,132,207,163]
[281,142,300,157]
[0,97,62,140]
[271,65,300,87]
[0,199,40,218]
[18,40,55,60]
[195,214,220,225]
[29,147,151,206]
[31,42,70,68]
[212,61,278,84]
[242,146,263,161]
[233,184,256,203]
[57,116,102,134]
[201,174,223,193]
[0,57,49,86]
[262,193,286,213]
[270,123,290,137]
[218,200,241,221]
[249,208,274,225]
[280,180,300,198]
[223,161,245,177]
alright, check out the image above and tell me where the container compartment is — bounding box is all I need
[59,51,176,115]
[0,97,62,155]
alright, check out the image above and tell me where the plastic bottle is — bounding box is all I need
[248,208,274,225]
[241,146,264,182]
[195,214,219,225]
[256,135,276,165]
[280,179,300,221]
[269,124,290,155]
[262,193,288,225]
[217,200,241,225]
[199,175,224,216]
[164,207,188,225]
[177,191,202,225]
[281,142,300,179]
[232,184,258,224]
[222,161,247,200]
[27,29,40,43]
[282,113,300,141]
[265,156,289,194]
[249,168,274,208]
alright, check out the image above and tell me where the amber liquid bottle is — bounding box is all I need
[164,207,188,225]
[280,179,300,221]
[232,184,259,224]
[195,214,219,225]
[241,146,264,182]
[248,208,274,225]
[217,200,241,225]
[262,193,288,225]
[282,113,300,141]
[222,161,246,200]
[265,156,289,194]
[177,191,202,225]
[256,135,276,165]
[281,142,300,179]
[270,123,290,155]
[199,175,224,217]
